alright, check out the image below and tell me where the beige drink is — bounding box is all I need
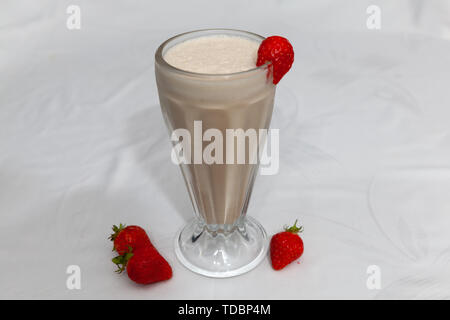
[156,33,275,226]
[155,29,274,277]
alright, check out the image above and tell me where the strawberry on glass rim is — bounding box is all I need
[256,36,294,84]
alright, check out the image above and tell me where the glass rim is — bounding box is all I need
[155,28,269,78]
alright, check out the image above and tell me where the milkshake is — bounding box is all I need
[156,32,275,226]
[155,29,276,277]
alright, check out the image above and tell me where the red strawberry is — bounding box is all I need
[270,220,304,270]
[256,36,294,84]
[109,224,152,255]
[124,247,172,285]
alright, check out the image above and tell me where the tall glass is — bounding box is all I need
[155,29,276,277]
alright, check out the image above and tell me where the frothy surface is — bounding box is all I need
[163,35,260,74]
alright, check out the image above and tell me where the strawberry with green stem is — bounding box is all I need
[112,246,172,284]
[109,224,152,255]
[109,223,172,284]
[270,220,304,270]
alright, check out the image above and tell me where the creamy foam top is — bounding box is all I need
[163,35,260,74]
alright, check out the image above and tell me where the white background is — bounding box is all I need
[1,0,450,299]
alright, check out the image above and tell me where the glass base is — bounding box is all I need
[174,216,268,278]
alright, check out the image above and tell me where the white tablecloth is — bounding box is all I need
[1,0,450,299]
